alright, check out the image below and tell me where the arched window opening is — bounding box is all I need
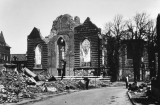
[80,39,91,67]
[102,50,104,65]
[34,44,42,69]
[57,37,65,69]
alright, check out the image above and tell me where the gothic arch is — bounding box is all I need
[34,44,42,68]
[57,37,66,68]
[80,38,91,67]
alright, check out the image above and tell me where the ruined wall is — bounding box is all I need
[26,14,103,76]
[47,14,80,76]
[74,17,102,76]
[119,41,149,81]
[27,27,48,72]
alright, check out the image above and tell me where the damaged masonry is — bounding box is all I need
[0,63,109,104]
[0,14,110,104]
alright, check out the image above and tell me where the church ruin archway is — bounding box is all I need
[34,44,42,69]
[80,39,91,67]
[57,37,66,76]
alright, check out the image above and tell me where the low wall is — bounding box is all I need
[74,69,96,76]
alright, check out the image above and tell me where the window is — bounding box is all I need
[6,56,8,61]
[34,44,42,68]
[102,50,104,65]
[57,37,65,68]
[80,39,91,67]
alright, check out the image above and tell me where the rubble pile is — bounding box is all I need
[128,82,149,93]
[45,79,88,91]
[0,69,40,103]
[127,82,159,104]
[0,67,110,104]
[89,79,109,87]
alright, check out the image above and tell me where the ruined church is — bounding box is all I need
[26,14,102,76]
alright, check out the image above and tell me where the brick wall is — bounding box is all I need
[47,14,78,76]
[74,17,102,76]
[27,27,48,71]
[119,41,149,81]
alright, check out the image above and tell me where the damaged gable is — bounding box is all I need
[27,27,48,71]
[50,14,80,35]
[74,17,102,73]
[74,17,100,33]
[28,27,42,39]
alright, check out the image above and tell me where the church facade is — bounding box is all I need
[26,14,103,76]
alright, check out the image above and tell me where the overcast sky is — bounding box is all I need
[0,0,160,54]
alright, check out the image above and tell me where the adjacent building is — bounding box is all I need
[0,31,10,64]
[119,40,149,81]
[10,54,27,71]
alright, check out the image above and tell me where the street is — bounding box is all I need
[29,87,132,105]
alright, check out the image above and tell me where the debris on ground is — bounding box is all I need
[128,81,160,105]
[0,67,110,104]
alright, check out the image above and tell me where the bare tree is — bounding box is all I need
[125,12,155,81]
[125,13,150,39]
[134,12,150,39]
[104,15,126,81]
[125,19,135,39]
[112,15,126,39]
[104,22,113,37]
[146,19,156,42]
[104,15,126,38]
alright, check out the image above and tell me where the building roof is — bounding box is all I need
[0,31,6,44]
[11,54,27,61]
[0,31,11,47]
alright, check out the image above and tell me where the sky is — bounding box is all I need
[0,0,160,54]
